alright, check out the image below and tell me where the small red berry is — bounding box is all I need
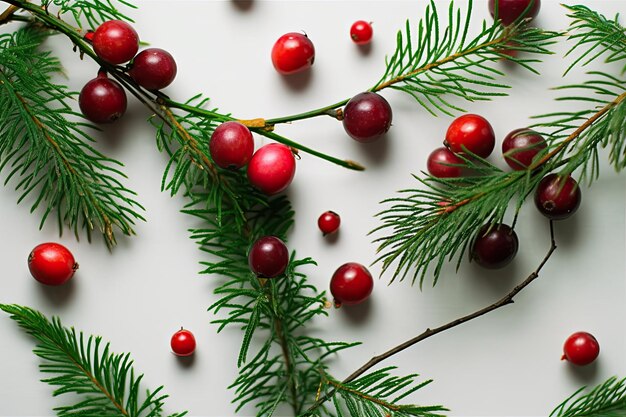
[342,92,392,143]
[28,243,78,286]
[318,211,341,235]
[534,174,581,220]
[79,73,127,124]
[350,21,373,45]
[502,128,547,170]
[330,262,373,306]
[170,328,196,357]
[470,223,518,269]
[92,20,139,65]
[445,114,495,158]
[562,332,599,366]
[247,143,296,195]
[209,121,254,169]
[84,31,95,43]
[488,0,541,26]
[271,32,315,75]
[128,48,177,90]
[427,147,464,178]
[248,236,289,278]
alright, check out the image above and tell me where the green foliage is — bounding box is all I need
[41,0,136,28]
[551,376,626,417]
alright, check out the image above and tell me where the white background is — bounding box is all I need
[0,1,625,416]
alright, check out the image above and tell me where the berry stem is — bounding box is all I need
[0,4,18,24]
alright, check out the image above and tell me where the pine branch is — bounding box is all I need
[41,0,137,28]
[551,376,626,417]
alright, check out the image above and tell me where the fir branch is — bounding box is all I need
[41,0,137,28]
[551,376,626,417]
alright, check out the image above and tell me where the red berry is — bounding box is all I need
[470,223,518,269]
[128,48,177,90]
[248,236,289,278]
[271,32,315,75]
[502,128,547,170]
[534,174,581,220]
[342,92,392,143]
[170,328,196,357]
[562,332,599,366]
[209,121,254,169]
[247,143,296,195]
[445,114,495,158]
[84,31,95,42]
[350,20,373,45]
[318,211,341,235]
[28,243,78,286]
[79,73,127,124]
[488,0,541,26]
[427,147,464,178]
[92,20,139,65]
[330,262,373,306]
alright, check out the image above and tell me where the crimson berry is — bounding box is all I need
[92,20,139,65]
[28,242,78,286]
[330,262,373,306]
[170,328,196,357]
[488,0,541,26]
[534,174,581,220]
[318,211,341,235]
[79,73,127,124]
[248,236,289,278]
[342,92,392,143]
[502,128,547,170]
[247,143,296,195]
[209,121,254,169]
[427,147,464,178]
[271,32,315,75]
[562,332,599,366]
[470,223,518,269]
[128,48,177,90]
[445,114,495,158]
[350,20,373,45]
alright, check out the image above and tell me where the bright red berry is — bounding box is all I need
[79,72,127,124]
[92,20,139,65]
[247,143,296,195]
[445,114,495,158]
[534,174,581,220]
[470,223,518,269]
[342,92,392,143]
[427,147,464,178]
[128,48,177,90]
[248,236,289,278]
[562,332,599,366]
[488,0,541,26]
[28,243,78,286]
[330,262,373,306]
[271,32,315,75]
[318,211,341,235]
[170,328,196,357]
[350,20,373,45]
[502,128,547,170]
[209,121,254,169]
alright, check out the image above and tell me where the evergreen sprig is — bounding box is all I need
[551,376,626,417]
[40,0,136,28]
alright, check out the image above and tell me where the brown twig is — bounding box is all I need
[0,4,18,25]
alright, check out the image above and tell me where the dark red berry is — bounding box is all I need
[318,211,341,235]
[470,223,518,269]
[427,147,464,178]
[562,332,599,366]
[445,114,495,158]
[170,328,196,357]
[342,92,392,143]
[247,143,296,195]
[28,242,78,286]
[502,128,547,170]
[488,0,541,26]
[350,20,373,45]
[92,20,139,65]
[534,174,581,220]
[79,73,127,124]
[248,236,289,278]
[209,121,254,169]
[128,48,177,90]
[330,262,373,306]
[271,32,315,75]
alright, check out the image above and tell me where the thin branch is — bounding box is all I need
[0,4,18,24]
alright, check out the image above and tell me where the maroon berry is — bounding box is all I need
[248,236,289,278]
[28,242,78,286]
[488,0,541,26]
[502,128,547,170]
[129,48,177,90]
[445,114,495,158]
[209,121,254,169]
[318,211,341,235]
[470,223,518,269]
[427,147,464,178]
[330,262,373,306]
[534,174,581,220]
[92,20,139,65]
[562,332,599,366]
[247,143,296,195]
[79,73,127,124]
[170,328,196,357]
[342,92,392,143]
[350,21,373,45]
[271,32,315,75]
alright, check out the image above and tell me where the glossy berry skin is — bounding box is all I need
[534,174,581,220]
[92,20,139,64]
[170,329,196,357]
[209,121,254,169]
[330,262,373,306]
[342,92,392,143]
[502,128,547,170]
[129,48,177,90]
[248,236,289,278]
[271,32,315,75]
[247,143,296,195]
[28,243,78,286]
[427,147,463,178]
[488,0,541,26]
[562,332,599,366]
[350,20,373,45]
[318,211,341,235]
[79,73,127,124]
[470,223,519,269]
[445,114,495,158]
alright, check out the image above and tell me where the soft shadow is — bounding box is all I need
[36,276,77,307]
[466,259,520,298]
[280,69,314,92]
[340,297,373,325]
[356,43,373,57]
[564,359,599,383]
[232,0,254,11]
[352,133,392,166]
[174,353,197,368]
[551,214,581,250]
[321,230,340,245]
